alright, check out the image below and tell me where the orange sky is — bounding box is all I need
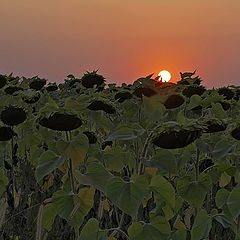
[0,0,240,88]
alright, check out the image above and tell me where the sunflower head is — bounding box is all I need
[81,70,105,89]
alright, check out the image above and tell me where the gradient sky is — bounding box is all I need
[1,0,240,88]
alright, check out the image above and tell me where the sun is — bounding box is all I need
[158,70,171,82]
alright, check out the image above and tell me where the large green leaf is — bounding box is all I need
[171,214,187,240]
[177,173,211,208]
[150,175,175,210]
[188,95,202,110]
[215,188,230,209]
[222,204,234,220]
[103,146,135,171]
[128,222,143,240]
[144,149,177,174]
[55,139,69,154]
[63,135,89,169]
[69,187,95,229]
[128,217,170,240]
[105,174,149,218]
[191,209,212,240]
[227,185,240,219]
[79,218,107,240]
[142,95,166,122]
[91,110,112,135]
[212,139,237,160]
[195,139,212,154]
[176,149,191,170]
[42,203,57,231]
[106,123,145,141]
[150,215,171,235]
[35,150,66,182]
[74,162,113,192]
[195,135,224,155]
[23,132,42,149]
[213,214,232,228]
[52,190,74,220]
[211,102,226,119]
[170,229,186,240]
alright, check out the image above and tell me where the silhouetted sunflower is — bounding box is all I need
[164,94,185,109]
[0,127,15,141]
[218,87,235,100]
[87,100,116,114]
[39,113,82,131]
[152,122,202,149]
[81,71,105,89]
[102,141,113,150]
[5,86,23,95]
[0,75,7,89]
[1,107,27,126]
[83,131,97,144]
[46,83,58,92]
[182,85,205,98]
[219,101,231,111]
[133,87,157,98]
[29,78,46,90]
[203,119,227,133]
[231,126,240,140]
[114,92,133,103]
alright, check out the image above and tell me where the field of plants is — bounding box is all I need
[0,70,240,240]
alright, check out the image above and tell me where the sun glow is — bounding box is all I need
[158,70,171,82]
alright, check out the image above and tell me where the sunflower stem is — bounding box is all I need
[11,126,16,211]
[138,101,142,123]
[194,148,200,218]
[65,131,76,194]
[97,192,105,221]
[109,211,126,238]
[195,148,200,182]
[237,216,240,235]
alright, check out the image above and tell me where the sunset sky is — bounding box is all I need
[0,0,240,88]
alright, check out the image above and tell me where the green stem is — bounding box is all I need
[194,148,200,217]
[138,101,142,123]
[69,158,76,194]
[138,123,163,175]
[195,148,200,181]
[75,228,79,239]
[237,216,240,235]
[10,126,16,210]
[134,141,139,175]
[97,192,105,221]
[202,165,216,174]
[99,228,129,240]
[114,205,120,225]
[65,131,76,194]
[109,212,126,238]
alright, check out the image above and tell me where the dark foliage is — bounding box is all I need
[218,87,235,100]
[182,85,206,98]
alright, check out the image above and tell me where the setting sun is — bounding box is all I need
[158,70,171,82]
